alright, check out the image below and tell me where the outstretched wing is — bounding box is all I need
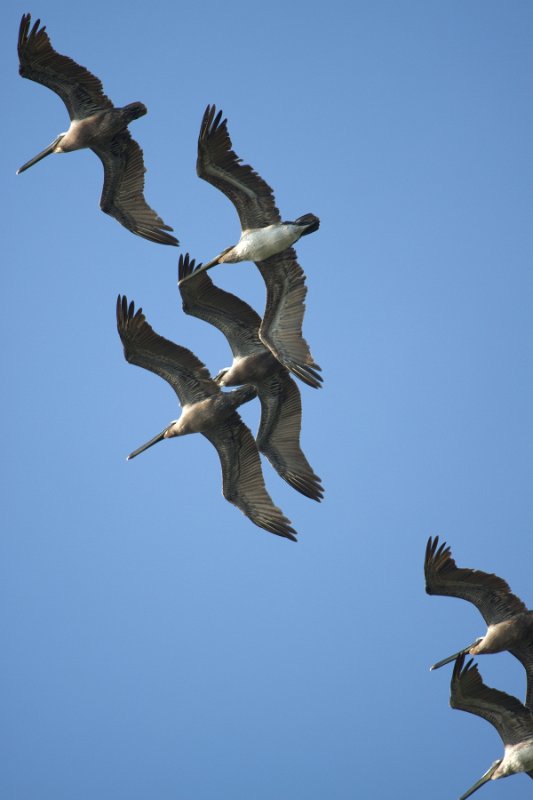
[18,14,113,120]
[197,104,281,231]
[509,641,533,712]
[203,414,297,541]
[116,295,218,406]
[256,248,322,388]
[93,134,178,245]
[425,536,527,625]
[179,254,261,357]
[451,655,533,746]
[257,372,323,501]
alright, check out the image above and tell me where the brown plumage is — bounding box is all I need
[180,104,321,388]
[17,14,177,245]
[449,654,533,798]
[425,536,533,709]
[116,296,296,541]
[179,254,323,500]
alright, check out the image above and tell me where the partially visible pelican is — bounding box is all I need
[117,295,296,540]
[179,105,321,388]
[425,536,533,707]
[179,254,323,501]
[450,654,533,798]
[17,14,178,246]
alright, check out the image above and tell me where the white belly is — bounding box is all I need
[502,741,533,775]
[234,224,301,262]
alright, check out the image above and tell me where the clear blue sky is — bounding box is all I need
[2,1,533,798]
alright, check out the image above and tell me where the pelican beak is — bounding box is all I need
[459,760,500,800]
[178,258,219,285]
[430,640,483,671]
[127,428,167,460]
[17,135,63,174]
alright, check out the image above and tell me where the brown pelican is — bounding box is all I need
[178,254,323,501]
[179,105,321,389]
[116,295,296,540]
[425,536,533,707]
[450,654,533,798]
[17,14,178,246]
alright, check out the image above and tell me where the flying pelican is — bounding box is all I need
[449,654,533,798]
[425,536,533,707]
[116,295,296,540]
[17,14,178,246]
[179,104,321,388]
[178,254,323,501]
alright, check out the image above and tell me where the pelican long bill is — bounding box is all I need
[430,639,483,671]
[429,636,483,672]
[178,256,224,285]
[17,135,63,174]
[459,761,501,800]
[127,428,168,460]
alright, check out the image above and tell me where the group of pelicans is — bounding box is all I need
[17,13,324,541]
[425,536,533,797]
[18,12,532,798]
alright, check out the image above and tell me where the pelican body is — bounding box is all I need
[17,14,178,245]
[179,105,321,388]
[139,391,254,444]
[217,351,278,387]
[179,254,323,500]
[201,215,320,271]
[17,103,147,171]
[425,536,533,709]
[450,655,533,799]
[117,296,296,540]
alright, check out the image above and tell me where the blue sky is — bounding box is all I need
[2,1,533,798]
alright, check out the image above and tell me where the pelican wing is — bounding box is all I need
[256,248,322,388]
[257,372,323,501]
[451,655,533,746]
[425,536,527,625]
[18,14,113,120]
[197,105,281,230]
[116,296,218,406]
[203,415,297,540]
[509,642,533,712]
[179,254,262,357]
[92,134,177,245]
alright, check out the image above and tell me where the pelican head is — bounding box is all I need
[430,638,484,671]
[17,133,65,174]
[127,420,179,460]
[459,759,502,800]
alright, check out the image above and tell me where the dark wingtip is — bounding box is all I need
[424,534,453,590]
[116,294,143,338]
[200,103,226,143]
[178,252,199,282]
[290,362,323,389]
[142,229,179,247]
[451,653,474,692]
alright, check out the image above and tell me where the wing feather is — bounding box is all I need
[425,536,527,625]
[18,14,113,120]
[197,104,281,230]
[451,655,533,746]
[116,295,218,406]
[93,134,178,245]
[257,248,322,388]
[178,254,261,357]
[204,416,297,540]
[509,642,533,712]
[257,373,323,501]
